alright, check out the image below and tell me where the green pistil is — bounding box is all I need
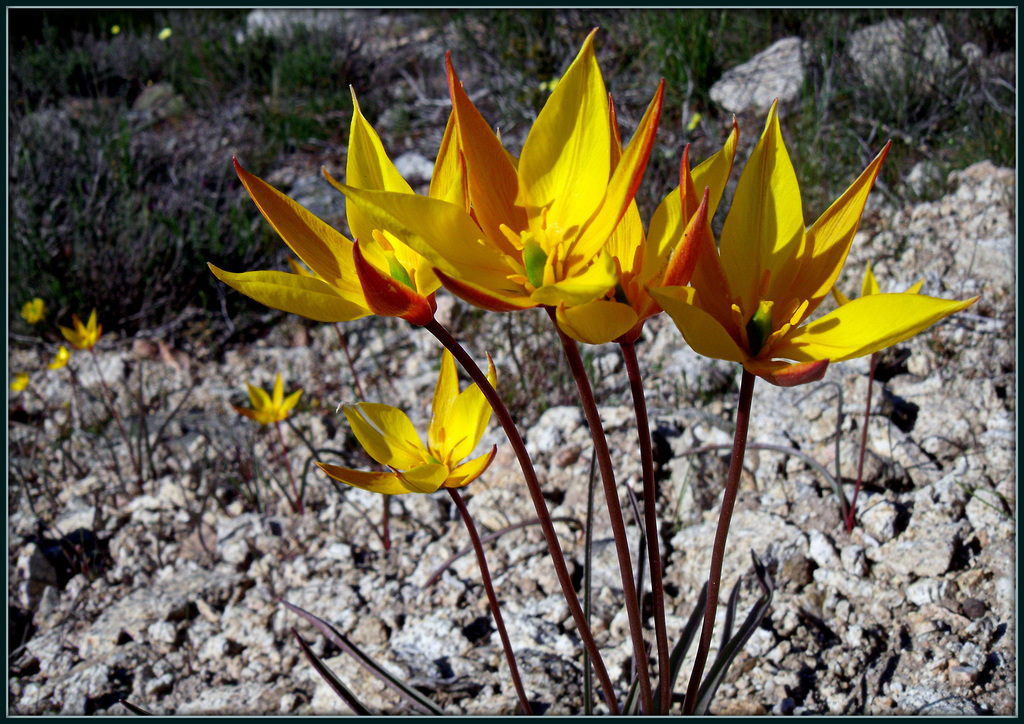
[387,255,415,290]
[745,300,774,356]
[523,240,548,289]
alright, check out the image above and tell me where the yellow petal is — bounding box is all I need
[281,389,302,416]
[719,101,805,315]
[396,463,450,494]
[234,405,273,425]
[247,383,271,411]
[517,29,610,231]
[344,403,428,469]
[346,89,415,243]
[790,143,890,318]
[234,159,357,290]
[429,350,460,454]
[430,109,469,212]
[556,299,639,345]
[445,355,496,462]
[271,374,284,409]
[690,116,739,221]
[446,53,525,252]
[207,264,371,323]
[576,80,664,261]
[830,286,852,307]
[774,292,979,363]
[530,251,617,307]
[446,446,498,488]
[325,178,511,287]
[316,464,411,495]
[434,269,536,312]
[650,286,748,364]
[861,262,880,297]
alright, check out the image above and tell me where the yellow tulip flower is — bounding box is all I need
[336,30,664,318]
[11,372,29,392]
[319,349,497,495]
[48,345,71,370]
[556,119,739,344]
[234,373,302,425]
[652,101,978,387]
[210,89,462,326]
[21,298,46,324]
[59,310,102,350]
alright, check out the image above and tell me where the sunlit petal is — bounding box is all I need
[556,299,639,345]
[233,159,356,289]
[650,286,747,363]
[316,464,412,495]
[719,101,805,314]
[207,264,371,323]
[343,403,428,469]
[346,89,415,243]
[446,446,498,488]
[429,350,460,454]
[530,251,617,307]
[518,29,610,231]
[396,463,450,494]
[774,293,979,363]
[445,354,496,462]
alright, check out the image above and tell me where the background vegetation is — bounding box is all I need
[8,8,1015,346]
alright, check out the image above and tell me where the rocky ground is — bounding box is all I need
[8,11,1017,717]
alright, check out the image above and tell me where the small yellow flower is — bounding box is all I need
[21,298,47,324]
[11,373,29,392]
[234,374,302,425]
[158,27,172,41]
[318,349,497,495]
[59,310,102,351]
[111,25,121,35]
[48,345,70,370]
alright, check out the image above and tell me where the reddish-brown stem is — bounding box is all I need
[447,487,533,714]
[274,420,304,515]
[845,352,878,533]
[424,318,620,714]
[620,340,670,714]
[381,495,391,551]
[333,323,367,400]
[548,309,653,715]
[684,368,756,714]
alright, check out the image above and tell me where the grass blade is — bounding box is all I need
[292,628,375,715]
[280,598,444,715]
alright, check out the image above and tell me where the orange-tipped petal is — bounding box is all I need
[434,269,535,312]
[446,52,525,253]
[446,446,498,488]
[233,158,356,289]
[316,464,412,495]
[745,358,830,387]
[352,240,436,325]
[661,187,710,289]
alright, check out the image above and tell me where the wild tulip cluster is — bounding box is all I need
[210,29,977,715]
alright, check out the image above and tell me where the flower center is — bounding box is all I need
[745,300,774,356]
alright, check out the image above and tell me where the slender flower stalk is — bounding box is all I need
[546,308,653,715]
[423,319,621,714]
[847,353,878,533]
[447,487,533,714]
[619,340,670,714]
[273,419,304,515]
[683,369,756,714]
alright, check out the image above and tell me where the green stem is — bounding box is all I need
[683,368,756,714]
[547,309,653,715]
[619,340,670,714]
[424,318,621,715]
[447,488,533,714]
[846,352,878,533]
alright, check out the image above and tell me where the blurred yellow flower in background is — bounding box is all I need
[21,298,47,324]
[234,374,302,426]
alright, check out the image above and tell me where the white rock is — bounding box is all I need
[847,19,950,91]
[710,37,808,114]
[808,530,841,569]
[905,578,948,606]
